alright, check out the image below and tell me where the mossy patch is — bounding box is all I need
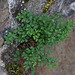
[43,0,56,13]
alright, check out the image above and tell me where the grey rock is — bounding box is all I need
[0,34,4,47]
[62,6,74,16]
[0,0,7,10]
[25,0,42,16]
[0,8,9,23]
[70,2,75,11]
[58,0,64,12]
[67,51,70,56]
[63,0,74,5]
[41,0,47,3]
[0,67,7,75]
[1,45,16,65]
[35,72,40,75]
[0,45,7,75]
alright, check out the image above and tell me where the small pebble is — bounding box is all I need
[5,30,8,33]
[67,51,70,56]
[24,8,26,10]
[21,4,22,6]
[22,1,24,3]
[11,22,13,25]
[59,68,62,72]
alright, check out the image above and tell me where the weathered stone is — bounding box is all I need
[0,67,7,75]
[0,8,9,23]
[0,45,7,75]
[62,6,74,16]
[34,72,40,75]
[0,20,10,32]
[70,65,75,75]
[70,2,75,11]
[0,60,5,67]
[1,45,16,65]
[25,0,43,16]
[0,0,7,10]
[0,7,9,32]
[8,0,16,13]
[0,34,4,47]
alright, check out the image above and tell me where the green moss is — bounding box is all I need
[43,0,56,13]
[5,63,23,75]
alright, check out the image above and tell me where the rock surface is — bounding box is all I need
[0,45,7,75]
[0,0,9,75]
[62,1,75,17]
[70,2,75,11]
[0,0,9,32]
[0,34,4,47]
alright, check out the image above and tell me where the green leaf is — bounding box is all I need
[13,58,17,61]
[33,62,37,67]
[50,50,53,53]
[25,66,29,71]
[16,50,20,55]
[49,64,52,67]
[19,18,21,21]
[38,63,41,66]
[46,65,48,67]
[14,54,17,57]
[48,67,50,70]
[17,57,20,60]
[32,70,35,74]
[21,10,23,14]
[38,59,41,61]
[40,62,43,66]
[24,62,28,65]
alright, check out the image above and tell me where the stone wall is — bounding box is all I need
[0,0,9,47]
[0,0,9,75]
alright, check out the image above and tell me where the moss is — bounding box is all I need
[43,0,56,13]
[5,63,23,75]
